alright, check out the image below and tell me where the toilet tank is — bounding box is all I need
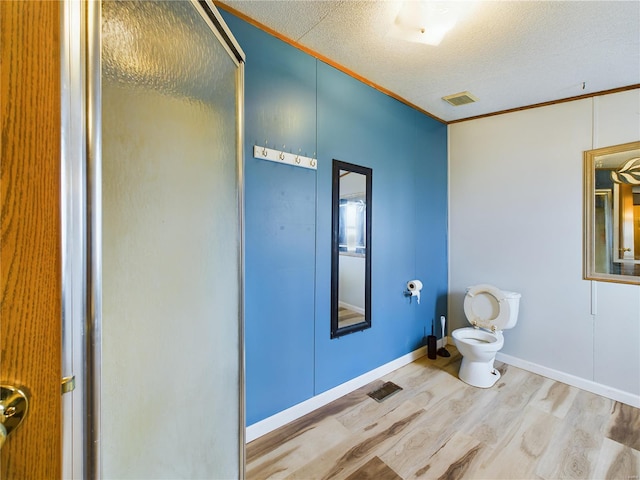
[502,291,521,329]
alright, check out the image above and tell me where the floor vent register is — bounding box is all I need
[367,381,403,403]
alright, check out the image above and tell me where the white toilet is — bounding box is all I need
[452,284,521,388]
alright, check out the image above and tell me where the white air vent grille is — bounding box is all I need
[442,91,478,106]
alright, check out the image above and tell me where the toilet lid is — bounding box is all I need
[463,284,511,331]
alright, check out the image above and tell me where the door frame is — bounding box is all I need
[60,1,88,477]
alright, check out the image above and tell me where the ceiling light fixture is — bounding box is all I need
[388,1,478,46]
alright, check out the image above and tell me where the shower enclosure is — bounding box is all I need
[63,1,245,477]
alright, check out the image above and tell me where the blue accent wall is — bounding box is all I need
[222,12,448,426]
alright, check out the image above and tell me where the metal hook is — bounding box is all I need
[279,144,286,160]
[262,140,268,157]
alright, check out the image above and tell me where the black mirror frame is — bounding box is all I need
[331,159,372,338]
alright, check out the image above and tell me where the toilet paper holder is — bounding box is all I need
[405,279,423,304]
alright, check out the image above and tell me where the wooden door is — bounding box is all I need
[1,1,62,478]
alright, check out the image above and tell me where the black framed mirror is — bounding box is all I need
[331,160,372,338]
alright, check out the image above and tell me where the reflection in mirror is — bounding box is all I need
[331,160,372,338]
[584,141,640,285]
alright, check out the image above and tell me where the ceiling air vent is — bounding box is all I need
[442,91,478,106]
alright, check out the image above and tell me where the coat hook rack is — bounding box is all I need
[253,144,317,170]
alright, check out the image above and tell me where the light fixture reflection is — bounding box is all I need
[388,1,478,46]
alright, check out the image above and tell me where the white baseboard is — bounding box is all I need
[496,351,640,408]
[246,340,445,442]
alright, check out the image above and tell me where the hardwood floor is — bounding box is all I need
[338,307,365,329]
[247,346,640,479]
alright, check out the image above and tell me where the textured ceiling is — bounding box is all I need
[218,0,640,122]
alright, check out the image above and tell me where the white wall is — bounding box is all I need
[449,89,640,403]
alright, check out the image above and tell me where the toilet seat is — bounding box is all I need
[463,284,511,332]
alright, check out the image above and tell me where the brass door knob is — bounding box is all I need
[0,422,6,449]
[0,384,29,448]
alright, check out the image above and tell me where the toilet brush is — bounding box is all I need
[437,315,451,357]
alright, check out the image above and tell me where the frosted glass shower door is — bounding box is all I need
[97,1,243,477]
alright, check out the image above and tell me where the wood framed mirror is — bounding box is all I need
[584,141,640,285]
[331,160,372,338]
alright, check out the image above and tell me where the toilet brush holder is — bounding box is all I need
[427,321,437,359]
[427,335,437,359]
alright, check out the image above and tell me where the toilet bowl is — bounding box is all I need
[452,284,521,388]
